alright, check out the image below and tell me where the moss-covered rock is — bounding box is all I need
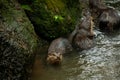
[20,0,82,40]
[0,0,39,79]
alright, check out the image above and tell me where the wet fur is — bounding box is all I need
[73,34,93,50]
[69,12,95,50]
[47,52,62,64]
[47,38,72,65]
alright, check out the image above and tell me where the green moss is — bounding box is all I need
[21,5,33,11]
[22,0,82,40]
[46,0,65,13]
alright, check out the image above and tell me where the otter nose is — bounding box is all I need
[56,56,60,60]
[88,32,95,39]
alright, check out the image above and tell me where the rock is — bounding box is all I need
[20,0,82,40]
[0,0,38,79]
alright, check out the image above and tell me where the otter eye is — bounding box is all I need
[52,54,56,56]
[50,53,55,56]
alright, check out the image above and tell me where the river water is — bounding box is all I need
[31,1,120,80]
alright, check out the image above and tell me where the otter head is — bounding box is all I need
[46,52,62,65]
[80,16,95,39]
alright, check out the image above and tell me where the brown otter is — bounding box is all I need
[47,38,73,65]
[69,11,95,50]
[98,7,120,31]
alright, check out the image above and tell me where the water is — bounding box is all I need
[31,1,120,80]
[31,29,120,80]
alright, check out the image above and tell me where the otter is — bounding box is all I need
[46,38,73,65]
[98,7,120,31]
[69,11,95,50]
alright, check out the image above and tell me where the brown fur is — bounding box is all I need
[47,52,62,64]
[47,38,72,65]
[69,12,95,50]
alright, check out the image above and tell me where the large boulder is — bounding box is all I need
[20,0,82,40]
[0,0,39,79]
